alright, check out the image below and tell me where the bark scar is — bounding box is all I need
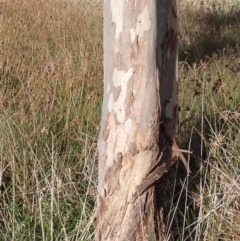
[130,140,191,204]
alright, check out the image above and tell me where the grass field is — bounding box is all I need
[0,0,239,240]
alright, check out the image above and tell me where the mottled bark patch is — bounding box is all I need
[97,0,178,240]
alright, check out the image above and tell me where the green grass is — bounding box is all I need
[0,0,239,240]
[0,1,102,240]
[163,1,240,240]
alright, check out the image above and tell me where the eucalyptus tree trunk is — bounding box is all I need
[96,0,180,240]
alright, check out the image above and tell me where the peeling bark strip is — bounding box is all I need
[96,1,184,240]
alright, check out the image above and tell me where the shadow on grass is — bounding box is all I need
[161,3,240,240]
[179,5,240,64]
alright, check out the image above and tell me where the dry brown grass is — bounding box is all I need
[0,0,239,240]
[163,1,240,240]
[0,0,102,240]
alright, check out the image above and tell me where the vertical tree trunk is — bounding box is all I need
[96,0,178,240]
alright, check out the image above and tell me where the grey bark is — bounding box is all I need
[96,0,179,240]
